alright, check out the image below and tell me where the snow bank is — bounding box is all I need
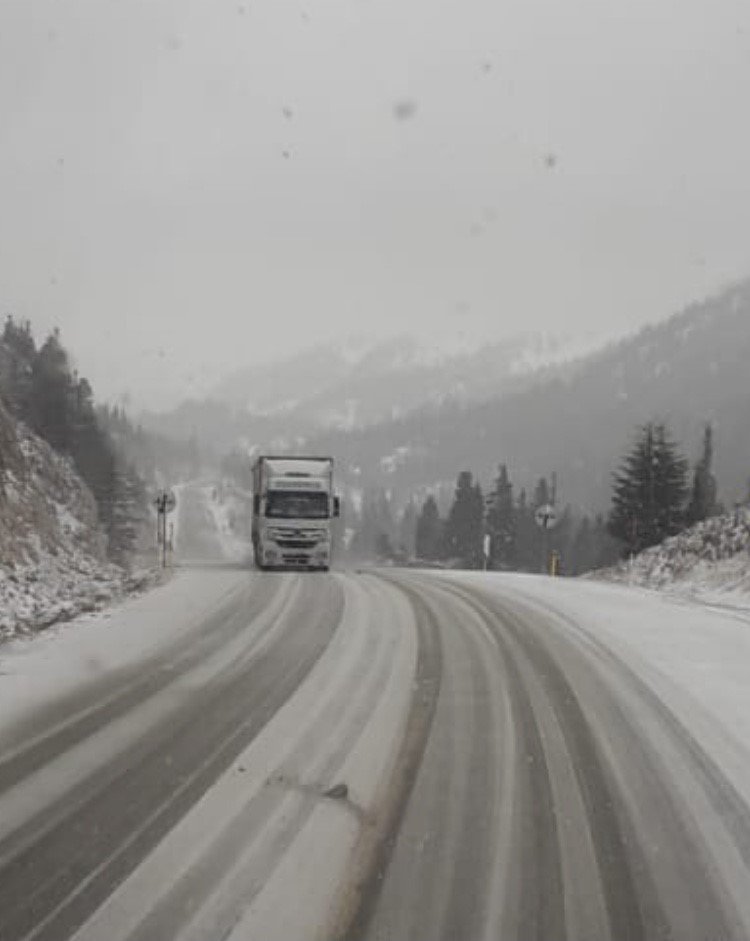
[0,405,150,639]
[594,510,750,604]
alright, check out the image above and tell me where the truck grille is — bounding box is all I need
[277,539,315,549]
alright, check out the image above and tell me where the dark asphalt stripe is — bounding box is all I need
[456,582,739,941]
[120,582,394,941]
[443,587,567,941]
[537,597,750,874]
[0,576,280,793]
[328,577,443,941]
[0,576,291,867]
[443,581,656,940]
[0,576,343,941]
[432,594,515,941]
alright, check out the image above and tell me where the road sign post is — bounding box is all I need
[534,503,558,575]
[154,490,177,568]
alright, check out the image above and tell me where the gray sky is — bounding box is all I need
[1,0,749,408]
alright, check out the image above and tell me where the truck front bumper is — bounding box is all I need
[261,545,330,569]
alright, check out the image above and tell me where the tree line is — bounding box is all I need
[608,420,722,554]
[410,467,620,574]
[352,419,729,574]
[0,317,148,563]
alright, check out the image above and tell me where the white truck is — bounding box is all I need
[251,455,340,571]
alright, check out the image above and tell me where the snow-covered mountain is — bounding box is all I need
[213,331,601,429]
[141,330,600,449]
[0,401,138,637]
[305,279,750,512]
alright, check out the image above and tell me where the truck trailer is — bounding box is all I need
[251,455,340,571]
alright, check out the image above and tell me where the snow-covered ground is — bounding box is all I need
[4,565,750,940]
[594,509,750,608]
[440,570,750,799]
[0,552,153,640]
[0,414,152,640]
[202,483,252,563]
[0,567,246,733]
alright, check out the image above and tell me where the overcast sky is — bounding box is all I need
[1,0,749,408]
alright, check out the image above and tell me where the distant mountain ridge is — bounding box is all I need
[141,331,600,449]
[304,279,750,513]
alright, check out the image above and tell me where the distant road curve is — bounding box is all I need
[1,565,749,941]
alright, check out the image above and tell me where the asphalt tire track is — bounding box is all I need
[0,575,343,941]
[350,571,750,941]
[439,576,746,940]
[327,578,443,941]
[0,575,282,794]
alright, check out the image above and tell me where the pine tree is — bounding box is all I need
[444,471,484,568]
[486,464,515,569]
[30,330,72,452]
[608,422,688,553]
[514,487,537,571]
[375,532,395,561]
[349,489,395,560]
[593,513,621,569]
[398,499,418,559]
[108,463,148,564]
[415,495,442,561]
[1,316,36,418]
[686,423,719,525]
[533,476,551,509]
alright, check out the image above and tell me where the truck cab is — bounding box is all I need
[251,456,340,571]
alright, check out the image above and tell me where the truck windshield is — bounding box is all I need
[266,491,329,519]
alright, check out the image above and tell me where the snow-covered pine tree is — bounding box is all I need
[486,463,515,569]
[608,421,688,553]
[686,423,720,525]
[398,499,418,559]
[444,471,484,568]
[415,494,442,561]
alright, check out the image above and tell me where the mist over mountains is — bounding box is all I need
[308,280,750,512]
[142,279,750,516]
[139,331,595,450]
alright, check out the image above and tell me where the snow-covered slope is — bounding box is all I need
[0,401,141,638]
[308,278,750,511]
[140,330,599,452]
[596,509,750,601]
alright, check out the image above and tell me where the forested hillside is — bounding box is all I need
[139,332,594,453]
[0,318,162,635]
[0,319,150,562]
[307,280,750,514]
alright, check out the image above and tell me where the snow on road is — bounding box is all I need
[458,571,750,778]
[1,551,750,940]
[0,482,247,731]
[0,568,249,735]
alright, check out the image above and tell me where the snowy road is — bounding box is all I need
[1,502,750,939]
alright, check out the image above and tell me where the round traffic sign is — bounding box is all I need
[535,503,558,530]
[154,490,177,514]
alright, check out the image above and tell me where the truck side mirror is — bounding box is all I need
[333,496,341,518]
[253,494,260,514]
